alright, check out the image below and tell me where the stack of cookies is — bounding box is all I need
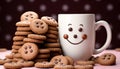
[6,21,32,61]
[18,12,49,62]
[20,11,47,44]
[24,19,48,44]
[41,16,62,58]
[5,11,39,61]
[6,12,60,62]
[1,11,64,69]
[14,21,32,46]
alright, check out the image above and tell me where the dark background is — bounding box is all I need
[0,0,120,49]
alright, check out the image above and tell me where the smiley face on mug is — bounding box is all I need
[63,23,87,45]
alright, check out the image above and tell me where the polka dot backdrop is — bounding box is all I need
[0,0,120,49]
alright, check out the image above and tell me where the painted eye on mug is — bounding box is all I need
[68,27,73,32]
[79,27,83,32]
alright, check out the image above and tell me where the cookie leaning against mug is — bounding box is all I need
[41,16,58,27]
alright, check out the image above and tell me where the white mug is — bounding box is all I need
[58,14,112,61]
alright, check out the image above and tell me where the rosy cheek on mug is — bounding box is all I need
[82,34,87,40]
[63,34,68,39]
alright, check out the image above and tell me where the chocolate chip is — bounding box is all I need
[36,25,39,28]
[40,22,43,25]
[107,57,110,60]
[60,63,63,65]
[102,57,105,59]
[29,46,31,49]
[36,22,39,24]
[108,55,111,57]
[25,18,28,20]
[104,55,107,57]
[55,59,58,61]
[31,17,33,18]
[58,59,61,62]
[30,14,33,16]
[54,61,58,64]
[47,18,50,20]
[30,49,33,53]
[41,26,44,29]
[24,46,27,50]
[25,51,28,54]
[25,15,29,17]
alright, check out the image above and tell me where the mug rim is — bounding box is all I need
[58,14,95,16]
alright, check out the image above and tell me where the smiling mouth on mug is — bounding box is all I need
[63,34,87,45]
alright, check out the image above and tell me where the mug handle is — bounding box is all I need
[94,20,112,54]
